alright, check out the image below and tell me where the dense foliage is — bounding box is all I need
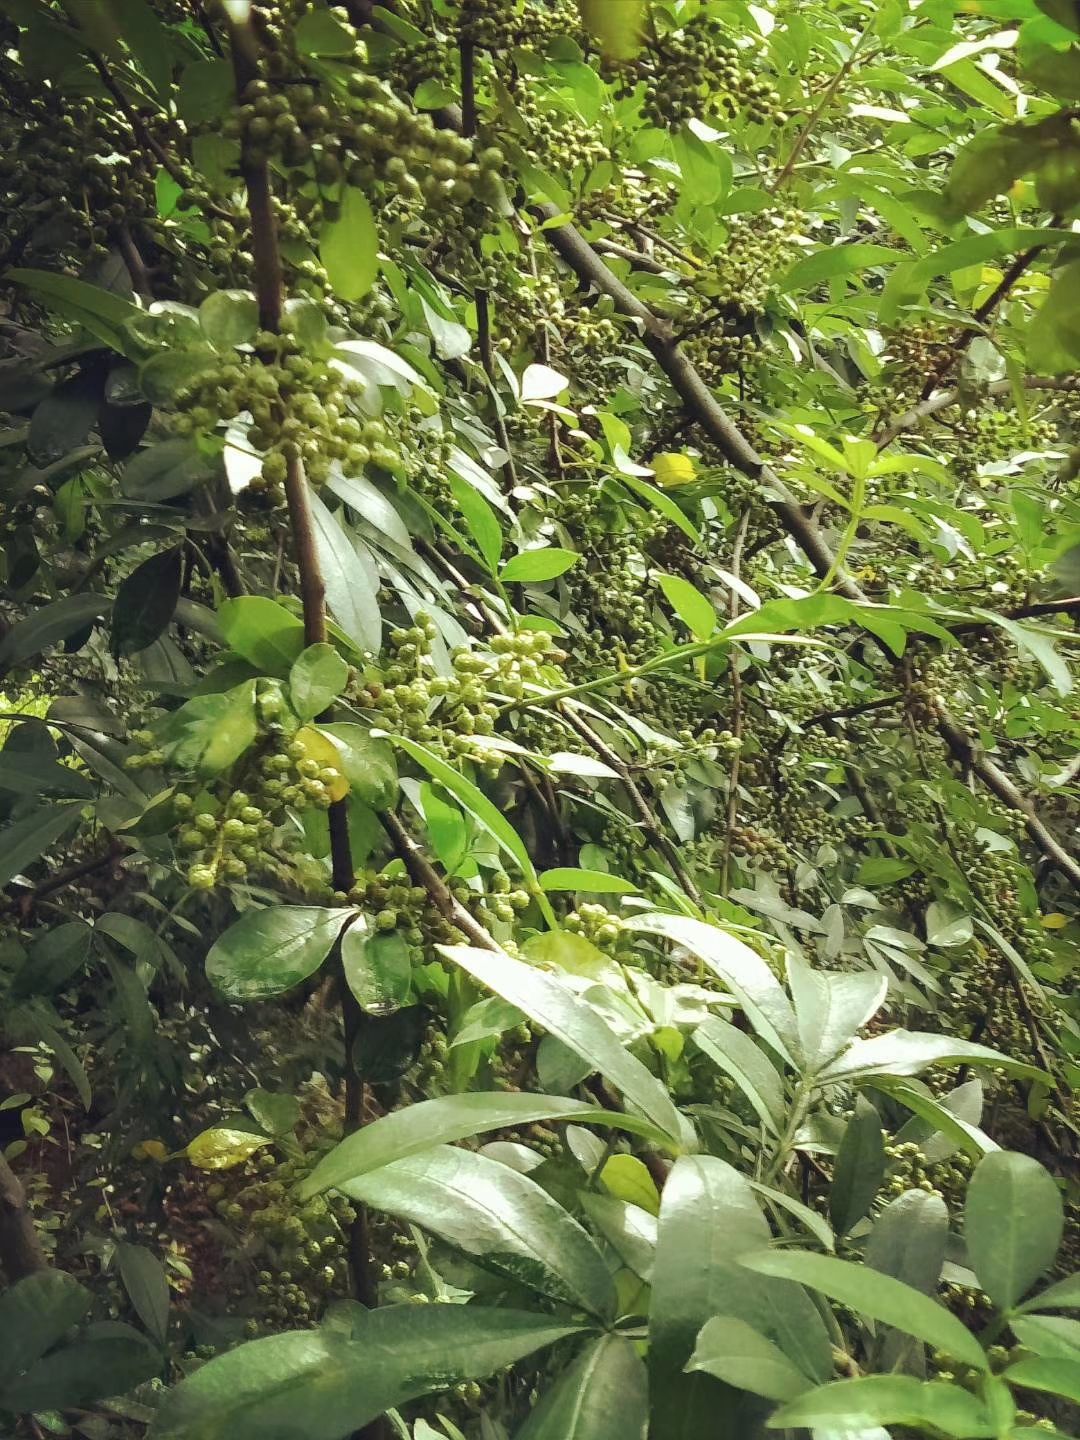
[0,0,1078,1437]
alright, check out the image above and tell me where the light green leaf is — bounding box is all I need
[965,1151,1064,1310]
[687,1316,813,1402]
[307,486,382,653]
[818,1030,1049,1087]
[538,868,638,894]
[321,187,379,302]
[199,290,258,350]
[767,1376,995,1436]
[501,548,580,583]
[299,1092,675,1198]
[786,957,887,1074]
[439,943,691,1150]
[218,597,306,676]
[1019,1272,1080,1314]
[318,723,399,809]
[1005,1356,1080,1404]
[625,913,799,1065]
[658,575,716,638]
[290,643,349,722]
[693,1016,786,1135]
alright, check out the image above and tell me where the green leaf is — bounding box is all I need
[625,913,799,1065]
[829,1097,886,1237]
[117,1243,170,1347]
[578,1193,656,1280]
[2,1329,161,1412]
[767,1376,996,1436]
[600,1154,660,1214]
[576,0,647,59]
[122,438,223,501]
[943,130,1028,216]
[538,868,638,894]
[177,58,233,124]
[7,269,139,352]
[307,486,382,653]
[151,1306,583,1440]
[866,1076,998,1160]
[818,1030,1049,1087]
[0,1270,92,1390]
[0,594,111,668]
[687,1316,813,1402]
[343,1144,617,1319]
[1005,1356,1080,1404]
[321,187,379,302]
[295,6,357,55]
[449,473,502,574]
[787,957,887,1074]
[439,943,691,1150]
[740,1250,989,1370]
[187,1127,272,1170]
[244,1089,301,1136]
[965,1151,1064,1310]
[205,906,353,1002]
[693,1016,786,1136]
[925,900,974,948]
[155,682,258,779]
[1011,1315,1080,1360]
[199,290,258,350]
[341,926,411,1015]
[781,243,902,292]
[650,1156,831,1440]
[0,803,83,888]
[290,643,349,722]
[515,1334,648,1440]
[1019,1272,1080,1314]
[218,597,306,676]
[394,737,547,907]
[500,548,580,583]
[111,548,183,657]
[317,723,398,809]
[658,574,716,638]
[299,1092,674,1199]
[866,1189,949,1297]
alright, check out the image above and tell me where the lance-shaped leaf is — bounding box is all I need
[515,1334,647,1440]
[343,1144,617,1319]
[439,943,692,1151]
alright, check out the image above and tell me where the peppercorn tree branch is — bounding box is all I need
[519,207,1080,882]
[225,9,385,1336]
[0,1152,48,1281]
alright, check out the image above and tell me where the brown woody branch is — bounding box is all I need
[875,374,1080,450]
[0,1153,47,1281]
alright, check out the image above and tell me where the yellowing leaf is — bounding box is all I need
[652,453,697,489]
[295,726,349,801]
[187,1127,272,1170]
[1041,913,1068,930]
[134,1140,169,1162]
[577,0,646,59]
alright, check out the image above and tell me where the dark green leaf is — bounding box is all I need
[205,906,353,1002]
[687,1316,813,1402]
[151,1306,582,1440]
[2,1328,161,1412]
[341,925,411,1015]
[0,594,111,668]
[111,547,183,657]
[515,1335,648,1439]
[829,1097,886,1237]
[344,1144,617,1318]
[0,803,83,888]
[0,1270,92,1390]
[116,1244,170,1347]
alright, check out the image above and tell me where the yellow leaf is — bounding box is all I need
[576,0,646,59]
[294,726,349,801]
[653,452,697,489]
[186,1126,271,1170]
[601,1153,661,1215]
[1041,913,1068,930]
[134,1140,169,1162]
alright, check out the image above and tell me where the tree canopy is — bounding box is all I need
[0,1,1077,1438]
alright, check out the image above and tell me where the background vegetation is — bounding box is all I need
[0,0,1077,1437]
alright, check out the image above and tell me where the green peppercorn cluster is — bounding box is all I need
[459,0,583,55]
[353,617,563,775]
[628,12,785,131]
[169,318,400,490]
[228,74,505,215]
[564,902,624,952]
[882,1141,973,1204]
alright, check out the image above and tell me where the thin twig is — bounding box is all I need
[720,511,750,894]
[771,29,870,193]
